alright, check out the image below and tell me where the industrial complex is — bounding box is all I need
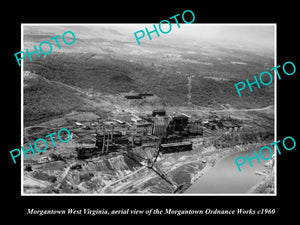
[23,96,246,194]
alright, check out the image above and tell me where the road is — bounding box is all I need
[180,105,273,113]
[212,105,273,112]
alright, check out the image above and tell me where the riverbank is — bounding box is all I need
[184,142,273,194]
[247,162,275,194]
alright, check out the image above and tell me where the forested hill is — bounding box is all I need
[23,25,274,125]
[24,52,274,108]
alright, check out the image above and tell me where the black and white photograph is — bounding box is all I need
[21,24,276,195]
[3,3,299,221]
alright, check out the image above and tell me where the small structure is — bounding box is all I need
[75,122,84,126]
[222,121,241,131]
[152,109,166,117]
[160,141,193,154]
[38,156,51,163]
[125,95,143,99]
[113,119,125,124]
[139,93,154,97]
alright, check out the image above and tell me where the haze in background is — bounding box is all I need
[23,24,275,55]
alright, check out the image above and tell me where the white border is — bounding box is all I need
[21,23,277,196]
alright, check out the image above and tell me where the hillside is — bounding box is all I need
[23,25,274,126]
[24,52,274,124]
[24,72,86,126]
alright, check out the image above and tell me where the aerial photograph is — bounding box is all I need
[22,24,275,195]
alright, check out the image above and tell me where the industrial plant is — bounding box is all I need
[23,96,245,194]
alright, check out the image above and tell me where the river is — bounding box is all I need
[185,147,273,194]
